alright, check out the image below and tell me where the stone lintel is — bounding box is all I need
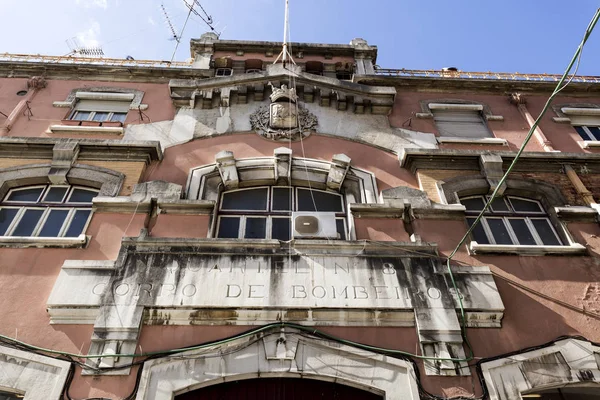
[326,153,351,191]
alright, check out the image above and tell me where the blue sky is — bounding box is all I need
[1,0,599,75]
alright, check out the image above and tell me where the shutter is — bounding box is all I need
[433,110,491,138]
[74,99,130,113]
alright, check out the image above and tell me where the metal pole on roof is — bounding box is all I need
[282,0,289,64]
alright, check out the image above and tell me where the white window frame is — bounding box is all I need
[215,68,233,77]
[69,109,127,123]
[463,195,562,246]
[0,185,97,239]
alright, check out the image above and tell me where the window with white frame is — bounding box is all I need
[461,195,562,246]
[559,107,600,142]
[0,185,98,238]
[215,68,233,77]
[574,125,600,141]
[216,186,347,240]
[429,103,491,138]
[69,98,128,123]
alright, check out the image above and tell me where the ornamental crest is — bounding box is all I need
[249,84,318,141]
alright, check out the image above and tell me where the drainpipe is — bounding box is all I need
[0,76,47,136]
[564,165,596,206]
[509,93,556,152]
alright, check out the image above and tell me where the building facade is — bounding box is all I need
[0,33,599,399]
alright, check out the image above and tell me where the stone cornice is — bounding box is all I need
[0,137,162,163]
[400,148,600,174]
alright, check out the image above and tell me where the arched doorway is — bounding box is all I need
[175,378,383,400]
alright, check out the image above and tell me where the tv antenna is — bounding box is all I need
[273,0,295,66]
[65,37,104,58]
[183,0,219,34]
[161,3,180,42]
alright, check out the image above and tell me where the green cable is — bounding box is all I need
[444,7,600,364]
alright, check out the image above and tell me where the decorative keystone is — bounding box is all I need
[327,154,351,191]
[215,150,239,189]
[274,147,292,185]
[49,141,79,185]
[479,154,506,196]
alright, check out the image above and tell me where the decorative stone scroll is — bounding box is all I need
[249,84,318,141]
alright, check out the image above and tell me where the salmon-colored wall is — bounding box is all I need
[150,215,210,238]
[354,218,410,241]
[147,133,418,193]
[0,78,175,138]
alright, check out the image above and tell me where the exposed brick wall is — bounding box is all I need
[578,174,600,204]
[82,161,146,195]
[416,169,479,203]
[510,172,583,206]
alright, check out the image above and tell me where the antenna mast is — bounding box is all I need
[274,0,294,66]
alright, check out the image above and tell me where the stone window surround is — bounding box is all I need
[135,326,420,400]
[187,150,378,240]
[416,99,507,146]
[439,175,586,255]
[50,87,147,135]
[551,104,600,148]
[0,344,71,400]
[0,162,124,247]
[480,338,600,400]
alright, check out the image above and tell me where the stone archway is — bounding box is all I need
[175,377,383,400]
[135,327,421,400]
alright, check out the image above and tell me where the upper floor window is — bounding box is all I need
[216,186,347,241]
[215,68,233,77]
[461,195,561,246]
[575,125,600,141]
[0,185,98,238]
[66,92,133,126]
[556,106,600,145]
[430,103,491,139]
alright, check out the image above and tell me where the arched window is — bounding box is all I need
[0,185,98,238]
[461,195,561,246]
[216,186,346,240]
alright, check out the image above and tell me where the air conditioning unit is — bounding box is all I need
[292,212,337,239]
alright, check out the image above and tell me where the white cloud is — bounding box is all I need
[75,0,108,9]
[76,21,102,48]
[148,16,156,26]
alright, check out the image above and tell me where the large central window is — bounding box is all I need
[216,186,347,240]
[461,195,562,246]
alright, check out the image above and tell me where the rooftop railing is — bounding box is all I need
[0,53,194,68]
[373,67,600,83]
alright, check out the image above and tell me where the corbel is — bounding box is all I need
[49,141,80,185]
[215,150,239,189]
[326,153,351,191]
[319,89,331,107]
[336,92,347,111]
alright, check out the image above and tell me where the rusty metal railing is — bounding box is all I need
[0,53,194,69]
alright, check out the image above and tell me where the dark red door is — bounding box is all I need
[175,378,383,400]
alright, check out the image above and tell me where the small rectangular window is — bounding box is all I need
[432,109,491,138]
[271,217,291,241]
[297,189,343,212]
[217,217,241,239]
[244,217,266,239]
[221,188,268,211]
[92,112,110,122]
[0,208,19,236]
[11,209,44,236]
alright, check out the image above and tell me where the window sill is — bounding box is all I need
[578,140,600,149]
[0,234,88,248]
[469,241,586,256]
[437,137,508,146]
[49,125,123,135]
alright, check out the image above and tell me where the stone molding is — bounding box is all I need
[0,345,71,400]
[552,103,600,122]
[436,137,508,146]
[480,338,600,400]
[135,327,418,400]
[48,125,124,135]
[53,86,147,111]
[419,98,503,121]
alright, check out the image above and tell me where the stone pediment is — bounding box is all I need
[169,63,396,114]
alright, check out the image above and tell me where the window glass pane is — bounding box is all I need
[336,219,346,240]
[531,219,561,245]
[589,126,600,140]
[44,187,68,203]
[467,217,489,244]
[508,218,536,245]
[38,209,69,237]
[297,189,343,212]
[111,113,127,123]
[509,197,543,213]
[6,187,43,202]
[11,209,44,236]
[68,188,97,203]
[575,126,590,140]
[64,209,91,237]
[92,112,110,122]
[271,218,291,241]
[489,197,510,212]
[272,187,292,211]
[244,217,266,239]
[486,218,513,245]
[221,188,268,211]
[72,111,91,121]
[0,208,18,236]
[460,197,486,211]
[217,217,240,238]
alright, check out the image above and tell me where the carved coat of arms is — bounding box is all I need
[250,84,318,141]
